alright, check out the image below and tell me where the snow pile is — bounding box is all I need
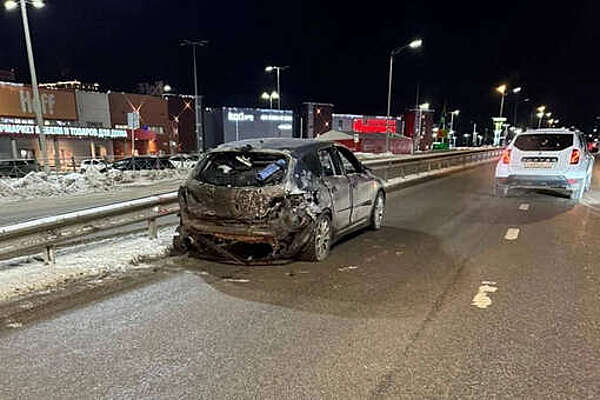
[0,226,175,303]
[0,168,191,201]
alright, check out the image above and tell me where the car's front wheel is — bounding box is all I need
[299,213,332,262]
[370,191,385,230]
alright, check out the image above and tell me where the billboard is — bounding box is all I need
[0,84,78,120]
[222,107,293,143]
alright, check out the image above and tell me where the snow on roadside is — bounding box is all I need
[0,226,176,303]
[0,168,190,203]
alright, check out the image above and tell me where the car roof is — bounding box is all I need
[214,138,334,157]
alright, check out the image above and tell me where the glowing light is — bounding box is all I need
[270,91,279,99]
[409,39,423,49]
[419,102,430,110]
[265,66,274,72]
[261,92,270,100]
[32,0,45,8]
[4,0,17,10]
[163,84,172,93]
[537,105,546,112]
[512,87,522,94]
[496,85,507,95]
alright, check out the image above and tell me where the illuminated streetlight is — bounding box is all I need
[386,38,423,153]
[496,84,507,117]
[260,91,278,109]
[265,65,289,109]
[4,0,17,10]
[4,0,49,172]
[181,39,209,152]
[419,102,430,110]
[163,84,172,93]
[537,105,546,113]
[512,87,522,94]
[408,39,423,49]
[449,109,460,147]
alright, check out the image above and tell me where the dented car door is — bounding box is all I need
[318,148,352,231]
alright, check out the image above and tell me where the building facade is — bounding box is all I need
[204,107,294,148]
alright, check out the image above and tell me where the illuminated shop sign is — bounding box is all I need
[0,123,127,138]
[228,112,255,122]
[260,114,293,122]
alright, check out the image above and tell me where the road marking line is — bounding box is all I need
[504,228,520,240]
[472,282,498,309]
[519,203,530,211]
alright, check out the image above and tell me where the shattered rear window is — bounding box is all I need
[196,152,288,187]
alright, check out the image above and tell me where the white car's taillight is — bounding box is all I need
[570,149,580,165]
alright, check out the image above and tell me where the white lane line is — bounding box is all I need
[504,228,520,240]
[472,282,498,309]
[519,203,530,211]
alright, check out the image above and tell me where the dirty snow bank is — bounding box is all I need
[0,226,175,303]
[0,168,190,201]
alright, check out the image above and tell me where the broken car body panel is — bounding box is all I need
[176,138,384,263]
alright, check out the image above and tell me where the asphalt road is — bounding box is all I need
[1,161,600,399]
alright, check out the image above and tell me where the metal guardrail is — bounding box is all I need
[0,149,500,264]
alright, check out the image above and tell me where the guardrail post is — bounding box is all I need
[148,206,159,239]
[43,245,55,266]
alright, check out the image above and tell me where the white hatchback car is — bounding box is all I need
[495,129,594,200]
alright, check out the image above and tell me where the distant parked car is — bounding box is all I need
[175,138,386,263]
[80,159,108,173]
[169,154,199,169]
[495,129,595,201]
[0,159,40,178]
[110,156,175,171]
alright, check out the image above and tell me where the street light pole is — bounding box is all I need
[265,66,288,110]
[181,39,208,152]
[9,0,49,172]
[385,38,422,154]
[385,54,394,154]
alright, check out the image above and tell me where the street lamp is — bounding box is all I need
[265,65,289,110]
[536,106,546,128]
[163,84,172,93]
[386,38,423,153]
[181,39,209,152]
[4,0,49,172]
[512,86,522,126]
[496,84,507,117]
[450,110,460,147]
[260,91,278,109]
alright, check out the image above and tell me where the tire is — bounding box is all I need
[370,191,385,230]
[570,184,585,201]
[298,213,332,262]
[494,183,508,197]
[585,174,592,192]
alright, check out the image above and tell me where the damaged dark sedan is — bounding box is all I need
[174,138,386,263]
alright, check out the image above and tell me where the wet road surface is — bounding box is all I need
[1,162,599,399]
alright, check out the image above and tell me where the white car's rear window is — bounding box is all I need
[514,134,573,151]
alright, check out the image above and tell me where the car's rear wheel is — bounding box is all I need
[370,191,385,230]
[299,213,332,262]
[570,183,585,201]
[494,183,508,197]
[585,173,592,192]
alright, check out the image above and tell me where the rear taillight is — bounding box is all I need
[570,149,580,165]
[501,149,511,164]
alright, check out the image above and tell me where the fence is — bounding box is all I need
[0,148,500,264]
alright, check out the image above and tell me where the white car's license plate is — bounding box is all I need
[523,162,554,168]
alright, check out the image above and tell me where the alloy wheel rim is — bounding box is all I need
[374,196,385,228]
[315,218,331,259]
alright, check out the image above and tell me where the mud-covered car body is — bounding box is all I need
[175,138,385,263]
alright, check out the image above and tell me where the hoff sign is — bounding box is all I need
[0,84,78,120]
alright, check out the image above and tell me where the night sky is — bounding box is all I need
[1,0,599,134]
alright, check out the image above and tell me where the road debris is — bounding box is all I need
[338,265,359,272]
